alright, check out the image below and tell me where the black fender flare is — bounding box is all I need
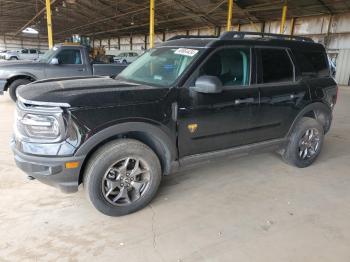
[287,102,332,136]
[5,73,37,90]
[75,122,177,175]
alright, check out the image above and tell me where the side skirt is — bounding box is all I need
[171,138,288,173]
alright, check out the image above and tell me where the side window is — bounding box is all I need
[260,48,294,83]
[56,49,82,64]
[29,49,37,54]
[199,48,250,86]
[21,49,28,54]
[293,50,329,77]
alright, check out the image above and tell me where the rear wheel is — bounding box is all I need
[8,78,31,102]
[283,117,324,168]
[84,139,161,216]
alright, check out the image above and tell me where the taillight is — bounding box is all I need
[335,86,339,104]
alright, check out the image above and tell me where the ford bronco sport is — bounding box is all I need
[12,32,338,216]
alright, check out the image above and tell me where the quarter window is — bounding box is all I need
[199,48,250,86]
[293,50,329,77]
[260,49,294,83]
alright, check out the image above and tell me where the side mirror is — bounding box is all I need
[191,75,223,94]
[50,58,59,65]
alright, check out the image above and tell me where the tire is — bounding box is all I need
[282,117,324,168]
[8,78,31,102]
[122,59,127,64]
[84,139,162,216]
[9,56,18,60]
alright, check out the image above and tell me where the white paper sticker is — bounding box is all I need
[174,48,199,57]
[154,75,163,80]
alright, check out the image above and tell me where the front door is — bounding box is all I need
[177,47,260,157]
[45,48,90,78]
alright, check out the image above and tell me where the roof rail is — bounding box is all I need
[220,31,313,42]
[167,35,217,41]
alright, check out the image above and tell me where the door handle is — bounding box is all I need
[234,97,254,105]
[290,92,305,99]
[77,69,85,72]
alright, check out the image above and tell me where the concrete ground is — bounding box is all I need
[0,87,350,262]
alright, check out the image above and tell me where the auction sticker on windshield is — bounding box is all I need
[174,48,199,57]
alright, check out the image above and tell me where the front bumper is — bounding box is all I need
[0,79,6,95]
[11,142,85,193]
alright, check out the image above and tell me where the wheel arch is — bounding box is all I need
[4,74,36,91]
[76,122,177,184]
[287,102,332,136]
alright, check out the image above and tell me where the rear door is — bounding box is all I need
[45,47,91,78]
[19,49,29,60]
[29,49,39,60]
[177,47,261,157]
[254,47,309,141]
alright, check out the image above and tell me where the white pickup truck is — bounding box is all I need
[0,48,43,61]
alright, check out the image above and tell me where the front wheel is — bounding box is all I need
[282,117,324,168]
[84,139,161,216]
[8,78,31,101]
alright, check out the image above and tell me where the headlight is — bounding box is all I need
[15,101,68,142]
[20,114,60,139]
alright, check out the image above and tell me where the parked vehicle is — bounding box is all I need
[113,52,139,64]
[99,54,117,64]
[0,50,14,60]
[0,43,127,101]
[12,32,338,216]
[0,50,8,56]
[0,48,43,61]
[328,57,336,78]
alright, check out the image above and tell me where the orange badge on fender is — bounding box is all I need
[187,123,198,133]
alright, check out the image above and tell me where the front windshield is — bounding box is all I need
[38,47,57,62]
[117,47,202,87]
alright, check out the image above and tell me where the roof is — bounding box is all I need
[161,32,325,50]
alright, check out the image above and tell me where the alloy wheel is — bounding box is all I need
[101,157,150,206]
[298,128,321,160]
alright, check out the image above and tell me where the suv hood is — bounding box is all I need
[17,76,170,108]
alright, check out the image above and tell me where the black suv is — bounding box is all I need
[12,32,338,216]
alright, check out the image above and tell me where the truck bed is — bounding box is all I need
[92,64,127,77]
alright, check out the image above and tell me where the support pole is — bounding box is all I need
[290,17,295,35]
[280,2,287,34]
[45,0,53,48]
[226,0,233,31]
[149,0,155,48]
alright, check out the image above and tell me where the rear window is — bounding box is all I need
[293,50,329,77]
[259,48,294,84]
[56,49,82,64]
